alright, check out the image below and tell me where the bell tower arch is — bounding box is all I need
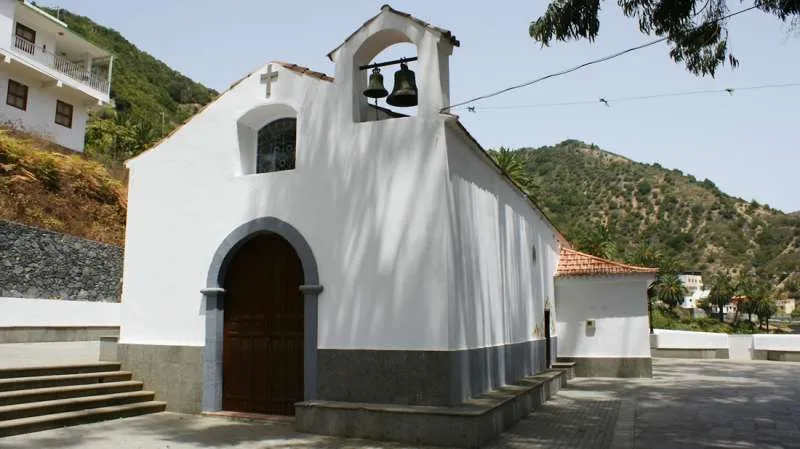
[327,5,458,122]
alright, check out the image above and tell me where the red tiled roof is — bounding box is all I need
[556,248,658,277]
[327,4,460,61]
[273,61,334,83]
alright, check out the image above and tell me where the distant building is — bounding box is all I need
[776,297,796,315]
[679,272,707,308]
[0,0,113,151]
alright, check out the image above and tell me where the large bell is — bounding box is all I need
[363,68,388,99]
[386,62,418,107]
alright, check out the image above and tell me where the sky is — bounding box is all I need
[42,1,800,212]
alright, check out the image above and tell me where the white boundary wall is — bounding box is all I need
[0,297,120,327]
[753,334,800,351]
[651,329,800,360]
[651,329,729,349]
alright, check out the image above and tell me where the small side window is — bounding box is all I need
[6,80,28,110]
[55,100,74,128]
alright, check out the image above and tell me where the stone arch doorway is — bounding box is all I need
[201,217,323,414]
[222,233,303,415]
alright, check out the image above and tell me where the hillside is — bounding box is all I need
[39,6,218,165]
[0,129,126,246]
[520,140,800,286]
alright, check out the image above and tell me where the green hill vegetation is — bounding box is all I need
[500,140,800,291]
[0,129,126,245]
[39,6,218,165]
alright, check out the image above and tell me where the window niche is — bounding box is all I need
[236,104,297,175]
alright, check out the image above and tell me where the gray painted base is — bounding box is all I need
[296,368,569,449]
[116,343,203,414]
[317,339,549,406]
[0,326,119,343]
[754,350,800,362]
[651,348,729,359]
[559,357,653,378]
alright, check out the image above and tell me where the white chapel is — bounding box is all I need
[117,5,654,444]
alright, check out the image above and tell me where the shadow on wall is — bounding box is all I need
[240,107,447,348]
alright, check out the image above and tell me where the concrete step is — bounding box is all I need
[0,363,121,380]
[0,381,144,406]
[0,371,133,392]
[0,390,156,421]
[0,401,166,437]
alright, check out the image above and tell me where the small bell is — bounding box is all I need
[363,68,388,99]
[386,62,418,107]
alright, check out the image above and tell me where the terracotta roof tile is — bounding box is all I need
[556,248,657,277]
[327,4,459,61]
[273,61,334,82]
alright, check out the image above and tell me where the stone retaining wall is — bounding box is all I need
[0,220,123,302]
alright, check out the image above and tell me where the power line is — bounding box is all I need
[444,4,761,112]
[467,82,800,111]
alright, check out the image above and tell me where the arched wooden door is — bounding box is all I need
[222,233,304,415]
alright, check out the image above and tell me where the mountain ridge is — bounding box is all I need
[519,139,799,289]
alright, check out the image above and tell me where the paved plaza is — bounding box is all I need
[0,357,799,448]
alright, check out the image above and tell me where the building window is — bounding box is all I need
[6,80,28,110]
[15,23,36,54]
[55,100,73,128]
[256,118,296,173]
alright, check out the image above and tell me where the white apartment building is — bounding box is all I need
[679,272,705,308]
[0,0,112,151]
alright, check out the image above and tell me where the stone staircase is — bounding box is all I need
[0,362,165,437]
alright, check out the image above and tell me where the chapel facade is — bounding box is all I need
[118,6,651,443]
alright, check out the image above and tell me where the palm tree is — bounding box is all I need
[735,277,760,323]
[655,273,687,309]
[489,147,532,192]
[629,242,662,268]
[628,242,662,333]
[709,272,735,322]
[754,297,778,331]
[576,223,618,260]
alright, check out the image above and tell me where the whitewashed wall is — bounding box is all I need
[444,124,559,351]
[0,297,119,327]
[0,65,89,151]
[555,275,652,358]
[0,0,14,48]
[651,329,729,349]
[651,330,800,359]
[753,334,800,352]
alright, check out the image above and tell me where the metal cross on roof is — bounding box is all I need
[260,64,279,98]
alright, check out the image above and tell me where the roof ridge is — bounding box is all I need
[327,4,459,61]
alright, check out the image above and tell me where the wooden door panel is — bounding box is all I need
[222,233,304,415]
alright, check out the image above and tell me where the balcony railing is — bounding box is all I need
[12,35,110,95]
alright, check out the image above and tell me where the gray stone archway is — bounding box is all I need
[200,217,322,412]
